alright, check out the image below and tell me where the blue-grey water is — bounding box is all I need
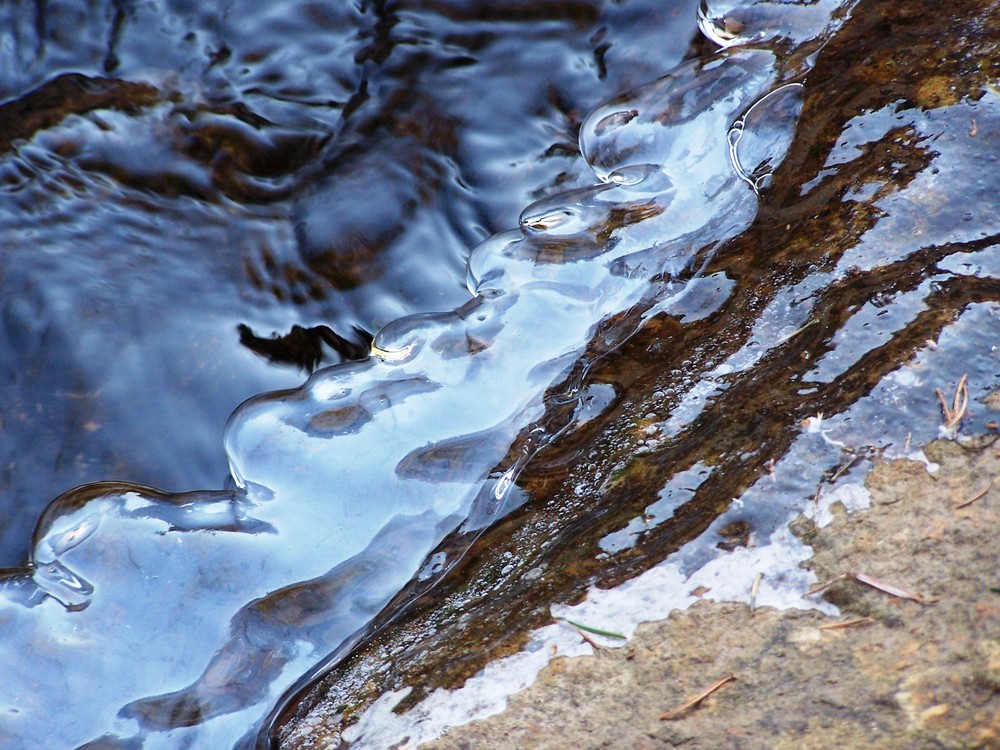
[3,1,1000,748]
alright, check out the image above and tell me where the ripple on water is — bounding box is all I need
[0,0,702,566]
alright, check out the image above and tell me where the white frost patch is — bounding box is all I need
[343,625,592,749]
[551,561,696,642]
[344,482,871,749]
[882,446,940,473]
[883,367,922,389]
[696,524,836,613]
[553,520,838,641]
[805,481,871,527]
[914,450,940,472]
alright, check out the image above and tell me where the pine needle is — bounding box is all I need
[955,480,991,509]
[936,373,969,429]
[819,617,875,631]
[853,572,938,605]
[660,676,736,720]
[806,572,937,605]
[556,618,627,640]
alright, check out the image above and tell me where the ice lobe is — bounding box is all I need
[698,0,858,49]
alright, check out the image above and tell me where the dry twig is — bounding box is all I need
[554,617,626,649]
[806,572,937,605]
[854,572,938,604]
[819,617,875,631]
[955,480,992,509]
[749,573,764,613]
[936,373,969,429]
[778,319,816,342]
[805,573,849,597]
[659,676,736,721]
[574,629,602,650]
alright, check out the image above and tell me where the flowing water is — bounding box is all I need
[0,1,708,746]
[1,1,998,749]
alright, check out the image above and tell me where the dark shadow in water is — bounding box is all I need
[237,323,373,371]
[0,0,699,567]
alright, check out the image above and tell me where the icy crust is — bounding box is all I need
[0,1,835,748]
[336,478,874,750]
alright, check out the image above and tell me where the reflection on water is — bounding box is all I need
[0,0,696,564]
[0,0,722,747]
[0,0,996,749]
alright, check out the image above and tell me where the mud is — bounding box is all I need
[423,438,1000,750]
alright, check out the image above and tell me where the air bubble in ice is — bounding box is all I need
[729,83,804,193]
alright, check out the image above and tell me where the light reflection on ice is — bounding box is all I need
[698,0,859,49]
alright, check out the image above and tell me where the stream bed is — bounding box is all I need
[0,1,998,749]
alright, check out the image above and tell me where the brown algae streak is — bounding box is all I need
[271,1,1000,748]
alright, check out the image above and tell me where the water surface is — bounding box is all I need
[0,1,728,747]
[2,1,998,749]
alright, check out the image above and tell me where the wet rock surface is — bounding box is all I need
[276,0,1000,746]
[1,0,998,746]
[423,438,1000,750]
